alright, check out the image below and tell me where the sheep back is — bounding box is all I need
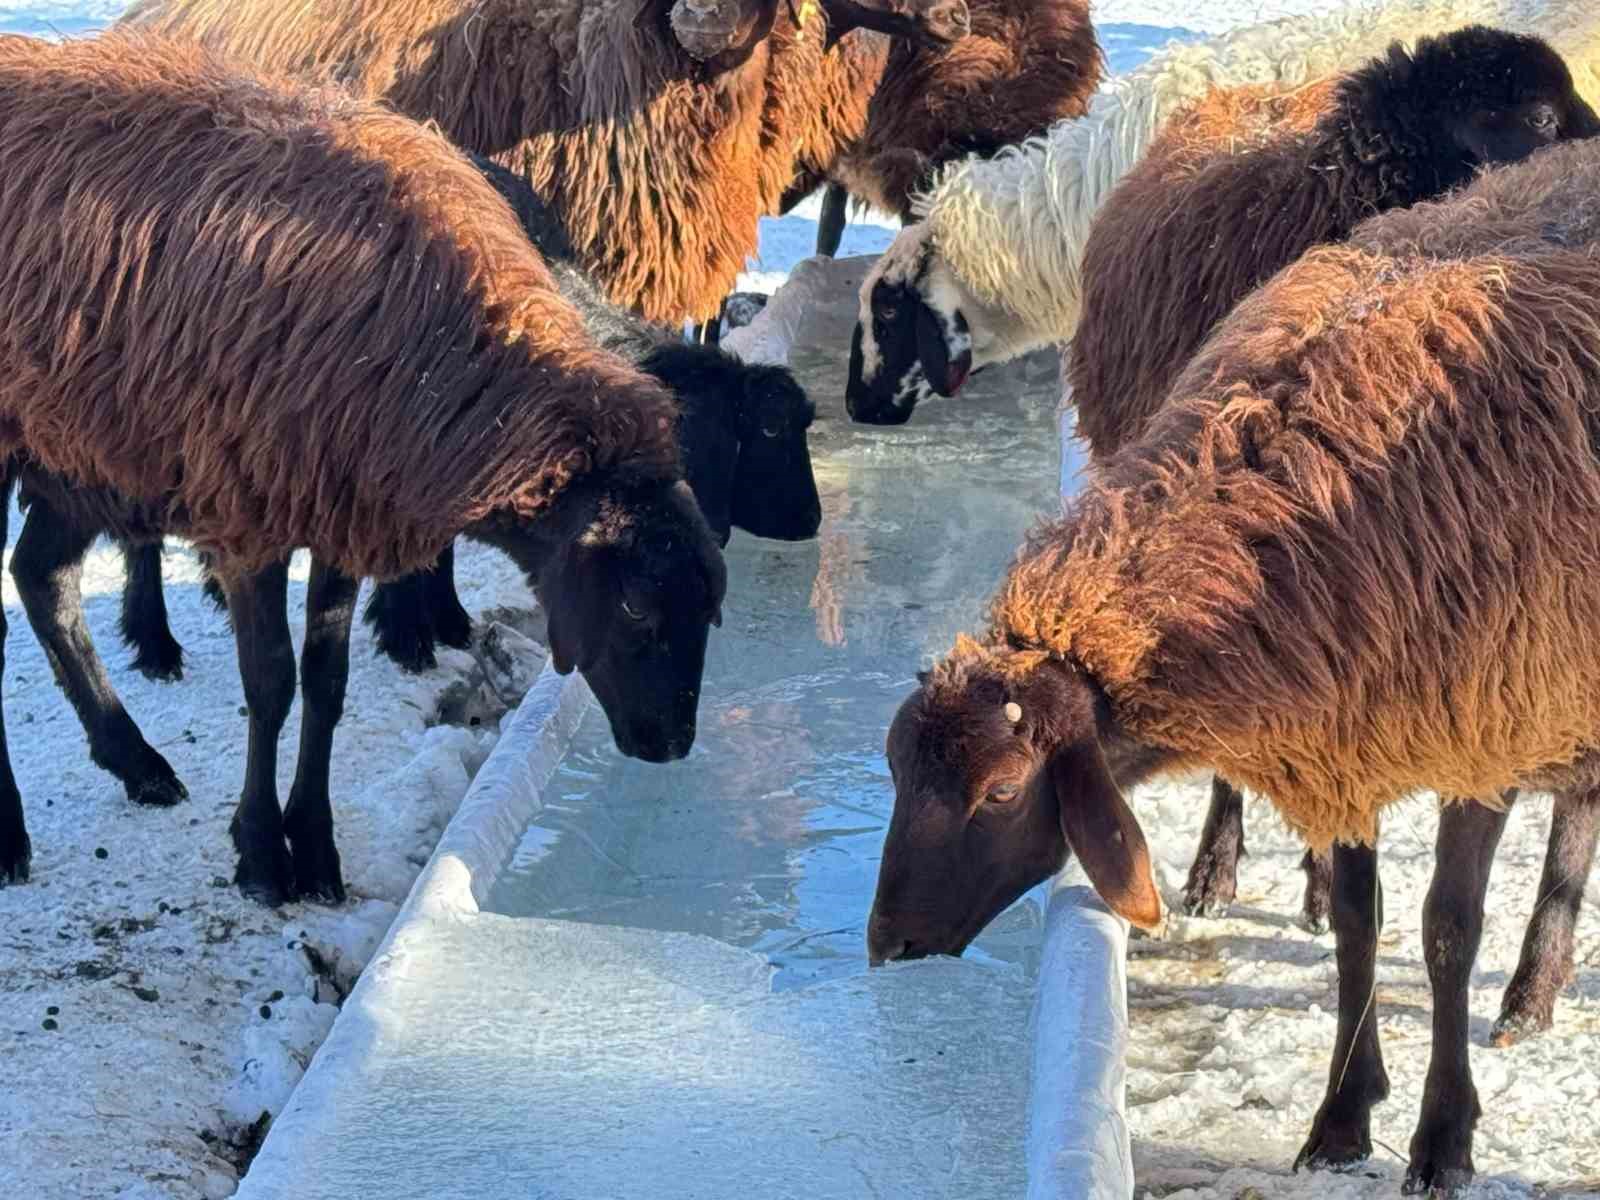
[122,0,831,323]
[992,205,1600,848]
[0,32,680,579]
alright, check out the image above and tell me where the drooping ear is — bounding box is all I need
[915,300,971,398]
[542,542,611,676]
[1049,739,1162,929]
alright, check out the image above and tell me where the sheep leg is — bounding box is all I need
[364,572,439,674]
[118,539,185,682]
[1181,774,1245,917]
[197,548,229,616]
[0,470,30,885]
[817,183,849,257]
[1402,800,1510,1198]
[1294,841,1388,1173]
[223,559,297,907]
[282,559,357,903]
[1492,785,1599,1046]
[11,500,187,808]
[1301,847,1333,935]
[424,543,473,651]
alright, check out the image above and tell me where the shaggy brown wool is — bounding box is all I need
[120,0,832,323]
[833,0,1102,218]
[0,32,680,578]
[1068,30,1598,461]
[947,141,1600,846]
[977,216,1600,850]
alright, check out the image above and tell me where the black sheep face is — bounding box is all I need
[1391,28,1600,184]
[729,363,821,541]
[540,481,727,764]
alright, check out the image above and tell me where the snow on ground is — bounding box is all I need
[3,0,1597,1197]
[0,525,536,1198]
[1124,776,1600,1199]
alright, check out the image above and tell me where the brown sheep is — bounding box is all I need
[785,0,1102,256]
[0,32,726,908]
[1064,30,1600,1047]
[118,0,956,325]
[870,135,1600,1194]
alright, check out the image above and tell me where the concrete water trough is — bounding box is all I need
[233,257,1135,1200]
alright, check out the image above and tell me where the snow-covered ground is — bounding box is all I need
[3,1,1597,1198]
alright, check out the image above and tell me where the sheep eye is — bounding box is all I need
[621,599,647,622]
[1528,105,1557,132]
[762,423,783,438]
[878,305,898,322]
[985,784,1021,805]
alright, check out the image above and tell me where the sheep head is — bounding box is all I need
[669,0,771,64]
[867,642,1161,965]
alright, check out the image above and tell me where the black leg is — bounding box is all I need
[1182,775,1245,917]
[1302,847,1334,935]
[1295,839,1389,1173]
[1493,786,1598,1046]
[365,572,438,674]
[424,543,473,651]
[0,468,30,885]
[283,559,357,904]
[817,182,849,257]
[12,500,186,807]
[118,540,185,682]
[223,560,296,907]
[1403,799,1511,1197]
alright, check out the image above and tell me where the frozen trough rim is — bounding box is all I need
[238,328,1132,1200]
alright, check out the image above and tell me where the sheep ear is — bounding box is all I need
[915,300,971,397]
[1049,740,1162,929]
[543,544,608,676]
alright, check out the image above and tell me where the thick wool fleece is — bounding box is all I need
[914,0,1600,354]
[984,141,1600,850]
[0,32,679,578]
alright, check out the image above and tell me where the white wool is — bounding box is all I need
[886,0,1600,363]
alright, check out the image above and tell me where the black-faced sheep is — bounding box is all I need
[116,154,821,676]
[0,33,726,908]
[845,0,1600,423]
[869,135,1600,1195]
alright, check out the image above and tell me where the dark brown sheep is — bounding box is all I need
[1062,29,1600,1044]
[0,33,725,908]
[119,0,953,325]
[115,153,821,677]
[870,135,1600,1194]
[784,0,1101,259]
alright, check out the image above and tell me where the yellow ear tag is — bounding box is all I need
[798,0,817,30]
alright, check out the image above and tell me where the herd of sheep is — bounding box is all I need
[1,0,1599,1194]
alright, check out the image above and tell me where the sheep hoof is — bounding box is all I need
[1403,1160,1474,1197]
[124,762,189,808]
[233,845,296,909]
[0,830,31,887]
[1180,858,1237,919]
[376,627,440,675]
[1294,1115,1372,1174]
[1489,1005,1553,1048]
[291,839,347,906]
[128,633,185,683]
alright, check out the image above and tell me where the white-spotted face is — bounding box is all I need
[846,224,972,426]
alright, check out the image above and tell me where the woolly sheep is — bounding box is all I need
[845,0,1600,421]
[0,34,726,907]
[870,135,1600,1195]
